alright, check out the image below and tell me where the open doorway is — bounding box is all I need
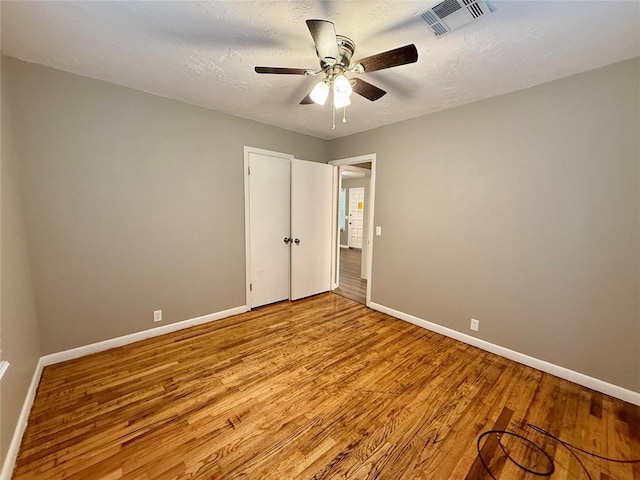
[329,154,376,306]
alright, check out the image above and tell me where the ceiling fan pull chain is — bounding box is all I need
[342,106,347,124]
[332,89,336,130]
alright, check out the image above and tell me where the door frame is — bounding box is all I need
[243,146,294,309]
[334,169,342,287]
[329,153,377,306]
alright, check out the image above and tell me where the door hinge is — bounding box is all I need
[248,166,251,175]
[250,283,252,291]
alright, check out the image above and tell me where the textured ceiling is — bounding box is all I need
[2,1,639,139]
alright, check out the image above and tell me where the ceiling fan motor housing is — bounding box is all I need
[324,35,356,69]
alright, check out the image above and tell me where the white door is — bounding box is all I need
[348,187,365,248]
[290,159,333,300]
[247,150,291,307]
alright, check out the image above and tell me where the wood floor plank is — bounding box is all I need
[333,247,367,304]
[12,293,640,479]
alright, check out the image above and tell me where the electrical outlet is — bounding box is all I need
[153,310,162,323]
[376,226,382,236]
[470,318,480,332]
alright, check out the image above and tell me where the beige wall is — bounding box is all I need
[1,68,42,461]
[2,56,329,355]
[330,58,640,392]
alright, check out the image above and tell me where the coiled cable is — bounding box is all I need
[476,423,640,479]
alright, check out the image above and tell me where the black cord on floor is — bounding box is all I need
[476,423,640,479]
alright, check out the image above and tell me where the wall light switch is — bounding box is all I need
[376,226,382,236]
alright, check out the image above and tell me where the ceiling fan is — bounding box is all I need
[254,19,418,128]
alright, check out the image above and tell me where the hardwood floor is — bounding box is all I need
[333,247,367,304]
[14,294,640,479]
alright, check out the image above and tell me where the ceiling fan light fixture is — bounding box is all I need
[334,94,351,109]
[309,80,330,105]
[333,74,352,100]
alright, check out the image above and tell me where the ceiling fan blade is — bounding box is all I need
[255,66,309,75]
[306,19,339,64]
[300,94,314,105]
[352,79,387,102]
[356,44,418,73]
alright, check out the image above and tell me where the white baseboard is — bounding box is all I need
[340,244,349,249]
[368,302,640,406]
[0,358,44,480]
[41,305,248,366]
[1,305,248,479]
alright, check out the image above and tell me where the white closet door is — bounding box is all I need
[290,159,333,300]
[248,151,291,307]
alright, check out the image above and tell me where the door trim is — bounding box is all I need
[243,146,294,309]
[332,167,341,289]
[329,154,377,307]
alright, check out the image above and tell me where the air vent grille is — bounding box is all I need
[420,11,449,36]
[417,0,492,38]
[463,0,484,18]
[433,0,462,19]
[421,10,439,25]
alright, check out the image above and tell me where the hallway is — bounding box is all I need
[332,247,367,304]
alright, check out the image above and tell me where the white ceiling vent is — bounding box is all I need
[418,0,493,37]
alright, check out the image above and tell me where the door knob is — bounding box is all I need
[294,238,301,245]
[283,237,292,244]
